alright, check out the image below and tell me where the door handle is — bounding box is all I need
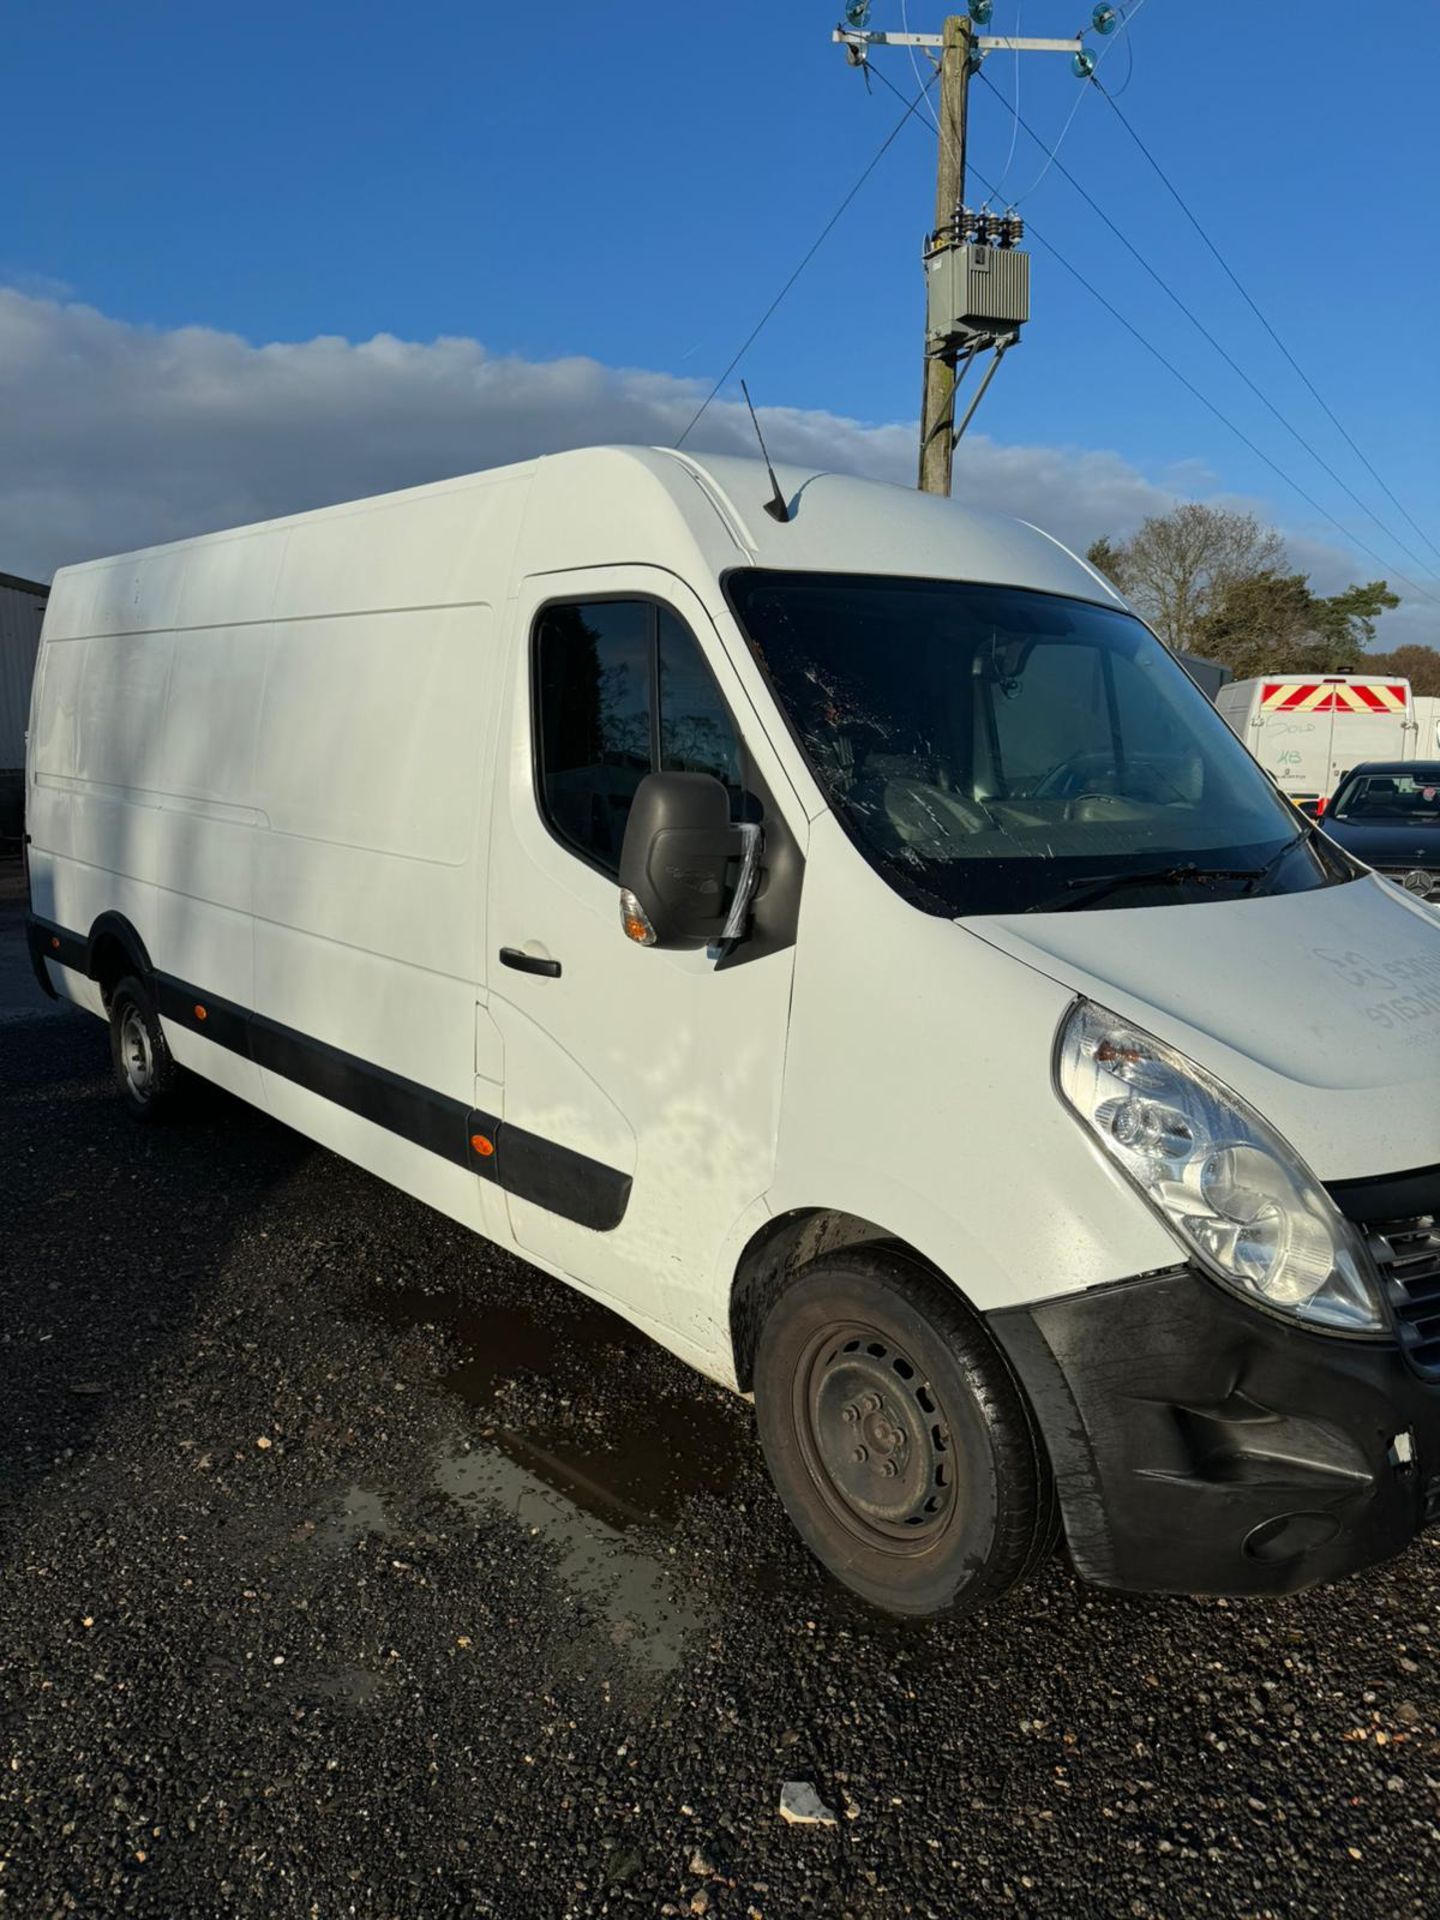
[499,946,562,979]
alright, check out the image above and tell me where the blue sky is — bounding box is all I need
[2,1,1437,633]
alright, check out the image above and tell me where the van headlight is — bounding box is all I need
[1056,1000,1386,1333]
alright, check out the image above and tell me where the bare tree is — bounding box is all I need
[1093,505,1285,651]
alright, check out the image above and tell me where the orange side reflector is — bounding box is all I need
[50,936,60,950]
[193,1005,208,1021]
[470,1133,495,1158]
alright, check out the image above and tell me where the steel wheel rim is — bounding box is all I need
[119,1004,154,1101]
[793,1319,956,1555]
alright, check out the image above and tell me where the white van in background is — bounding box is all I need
[1414,693,1440,757]
[26,449,1440,1617]
[1216,671,1416,808]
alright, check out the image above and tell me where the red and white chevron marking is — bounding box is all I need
[1259,681,1408,715]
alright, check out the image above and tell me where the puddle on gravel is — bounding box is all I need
[310,1484,396,1554]
[435,1441,705,1674]
[354,1280,745,1674]
[357,1280,744,1531]
[307,1664,390,1707]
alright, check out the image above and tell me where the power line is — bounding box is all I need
[866,58,1438,606]
[1011,0,1153,204]
[992,195,1440,607]
[990,0,1023,202]
[897,0,1024,205]
[972,65,1440,602]
[674,73,933,450]
[900,0,946,151]
[1093,78,1440,572]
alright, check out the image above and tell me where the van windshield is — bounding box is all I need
[726,570,1350,917]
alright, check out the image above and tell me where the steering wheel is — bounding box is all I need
[1038,751,1191,808]
[1034,751,1109,801]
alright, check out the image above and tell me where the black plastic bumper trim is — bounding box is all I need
[991,1264,1440,1598]
[24,914,63,999]
[37,917,631,1234]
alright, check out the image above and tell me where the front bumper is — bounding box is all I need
[990,1264,1440,1597]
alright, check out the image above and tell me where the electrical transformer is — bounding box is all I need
[924,237,1030,356]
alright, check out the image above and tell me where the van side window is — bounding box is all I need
[535,599,744,876]
[658,609,744,803]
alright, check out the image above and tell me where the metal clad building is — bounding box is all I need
[1,570,49,766]
[1,569,50,841]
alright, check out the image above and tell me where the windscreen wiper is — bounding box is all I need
[1240,822,1313,896]
[1027,861,1268,914]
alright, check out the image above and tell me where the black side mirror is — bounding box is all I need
[618,772,761,950]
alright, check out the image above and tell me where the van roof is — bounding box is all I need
[46,445,1122,619]
[1232,671,1406,686]
[660,449,1117,601]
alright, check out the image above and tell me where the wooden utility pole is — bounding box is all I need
[917,14,972,497]
[834,17,1078,489]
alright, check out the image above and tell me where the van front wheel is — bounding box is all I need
[753,1248,1054,1618]
[109,975,186,1122]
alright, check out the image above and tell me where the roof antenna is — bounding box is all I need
[740,380,791,523]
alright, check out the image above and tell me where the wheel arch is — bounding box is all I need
[85,912,155,1006]
[729,1207,976,1393]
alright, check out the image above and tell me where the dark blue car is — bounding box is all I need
[1321,761,1440,903]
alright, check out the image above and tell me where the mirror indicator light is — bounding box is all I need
[619,888,658,946]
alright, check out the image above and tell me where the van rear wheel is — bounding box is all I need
[109,975,186,1122]
[753,1247,1054,1618]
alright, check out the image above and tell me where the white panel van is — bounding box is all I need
[1216,671,1417,808]
[1413,694,1440,757]
[26,449,1440,1617]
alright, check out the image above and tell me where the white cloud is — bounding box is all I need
[0,288,1427,646]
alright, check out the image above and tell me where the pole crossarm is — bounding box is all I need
[976,35,1082,52]
[832,29,1081,53]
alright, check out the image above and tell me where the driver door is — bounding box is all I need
[484,568,802,1353]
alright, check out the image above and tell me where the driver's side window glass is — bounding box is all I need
[535,600,744,876]
[658,609,744,808]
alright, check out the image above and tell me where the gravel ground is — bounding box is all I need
[2,891,1438,1919]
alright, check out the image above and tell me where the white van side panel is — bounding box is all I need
[29,626,201,1032]
[244,479,527,1237]
[31,469,530,1154]
[253,606,492,1104]
[32,516,294,1055]
[152,622,266,1080]
[1213,681,1251,740]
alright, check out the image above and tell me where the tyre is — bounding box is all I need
[108,974,186,1122]
[753,1246,1055,1618]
